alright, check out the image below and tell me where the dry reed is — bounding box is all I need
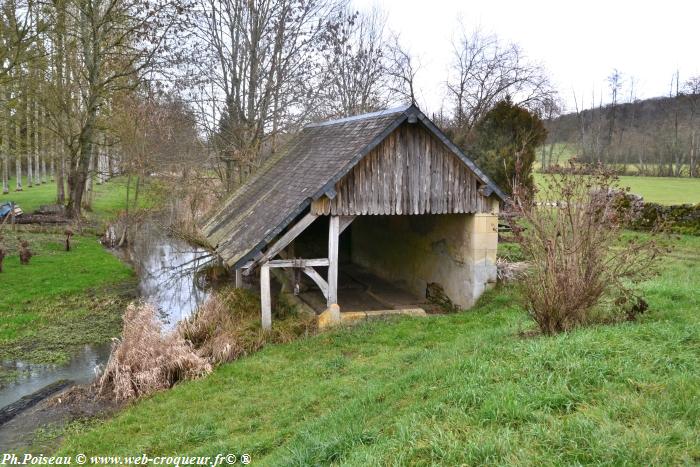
[179,287,316,365]
[98,302,211,401]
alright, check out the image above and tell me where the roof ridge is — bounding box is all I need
[305,105,411,128]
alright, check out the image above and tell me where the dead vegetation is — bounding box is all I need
[495,258,529,282]
[98,288,316,402]
[509,163,662,334]
[97,302,211,401]
[180,287,316,365]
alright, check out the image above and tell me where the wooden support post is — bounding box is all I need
[338,215,356,234]
[245,212,318,273]
[235,269,243,288]
[303,266,329,299]
[327,216,339,306]
[260,264,271,330]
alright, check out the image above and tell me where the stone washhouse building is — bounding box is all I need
[202,105,505,329]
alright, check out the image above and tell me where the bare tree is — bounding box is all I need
[540,95,563,169]
[386,34,420,106]
[684,76,700,177]
[446,27,555,131]
[0,0,42,83]
[1,89,9,193]
[317,6,391,117]
[188,0,340,190]
[40,0,184,217]
[606,69,622,151]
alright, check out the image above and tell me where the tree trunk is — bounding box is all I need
[14,109,22,191]
[34,98,41,185]
[118,173,131,247]
[2,90,8,194]
[66,119,95,217]
[26,92,33,188]
[1,156,7,194]
[84,141,95,209]
[690,130,697,178]
[56,142,65,204]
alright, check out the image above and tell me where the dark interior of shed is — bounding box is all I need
[287,216,428,313]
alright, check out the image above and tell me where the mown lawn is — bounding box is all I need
[57,235,700,464]
[535,173,700,205]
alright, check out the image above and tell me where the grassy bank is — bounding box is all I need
[0,177,140,383]
[0,233,135,368]
[57,234,700,464]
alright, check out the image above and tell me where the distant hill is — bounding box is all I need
[545,94,700,177]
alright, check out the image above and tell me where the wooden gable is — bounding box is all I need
[311,122,494,216]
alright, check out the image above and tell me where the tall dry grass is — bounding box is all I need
[98,288,315,402]
[98,302,211,401]
[179,287,316,365]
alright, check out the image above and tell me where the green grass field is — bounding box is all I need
[0,233,134,366]
[535,173,700,205]
[0,177,138,374]
[56,234,700,464]
[534,144,700,204]
[1,176,145,223]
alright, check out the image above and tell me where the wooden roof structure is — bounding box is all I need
[202,104,505,270]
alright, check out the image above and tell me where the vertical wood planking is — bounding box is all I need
[395,127,403,214]
[422,129,430,214]
[325,123,492,216]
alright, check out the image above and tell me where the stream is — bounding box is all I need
[0,218,213,419]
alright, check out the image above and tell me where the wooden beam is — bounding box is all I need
[246,212,318,272]
[339,215,356,234]
[302,267,329,299]
[266,258,329,268]
[235,269,243,288]
[260,264,271,330]
[327,216,339,306]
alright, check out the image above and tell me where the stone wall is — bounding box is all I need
[350,201,499,309]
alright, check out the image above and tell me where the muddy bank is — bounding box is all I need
[0,380,73,425]
[0,386,122,452]
[0,345,112,410]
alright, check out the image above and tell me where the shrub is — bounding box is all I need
[469,99,547,196]
[98,302,211,401]
[509,164,662,335]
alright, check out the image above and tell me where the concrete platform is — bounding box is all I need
[317,305,427,330]
[297,263,428,313]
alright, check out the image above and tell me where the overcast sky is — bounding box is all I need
[354,0,700,115]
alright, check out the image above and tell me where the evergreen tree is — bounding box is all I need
[470,98,547,196]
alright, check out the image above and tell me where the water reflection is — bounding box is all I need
[125,221,213,329]
[0,344,111,409]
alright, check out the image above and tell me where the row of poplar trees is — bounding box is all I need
[0,0,180,217]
